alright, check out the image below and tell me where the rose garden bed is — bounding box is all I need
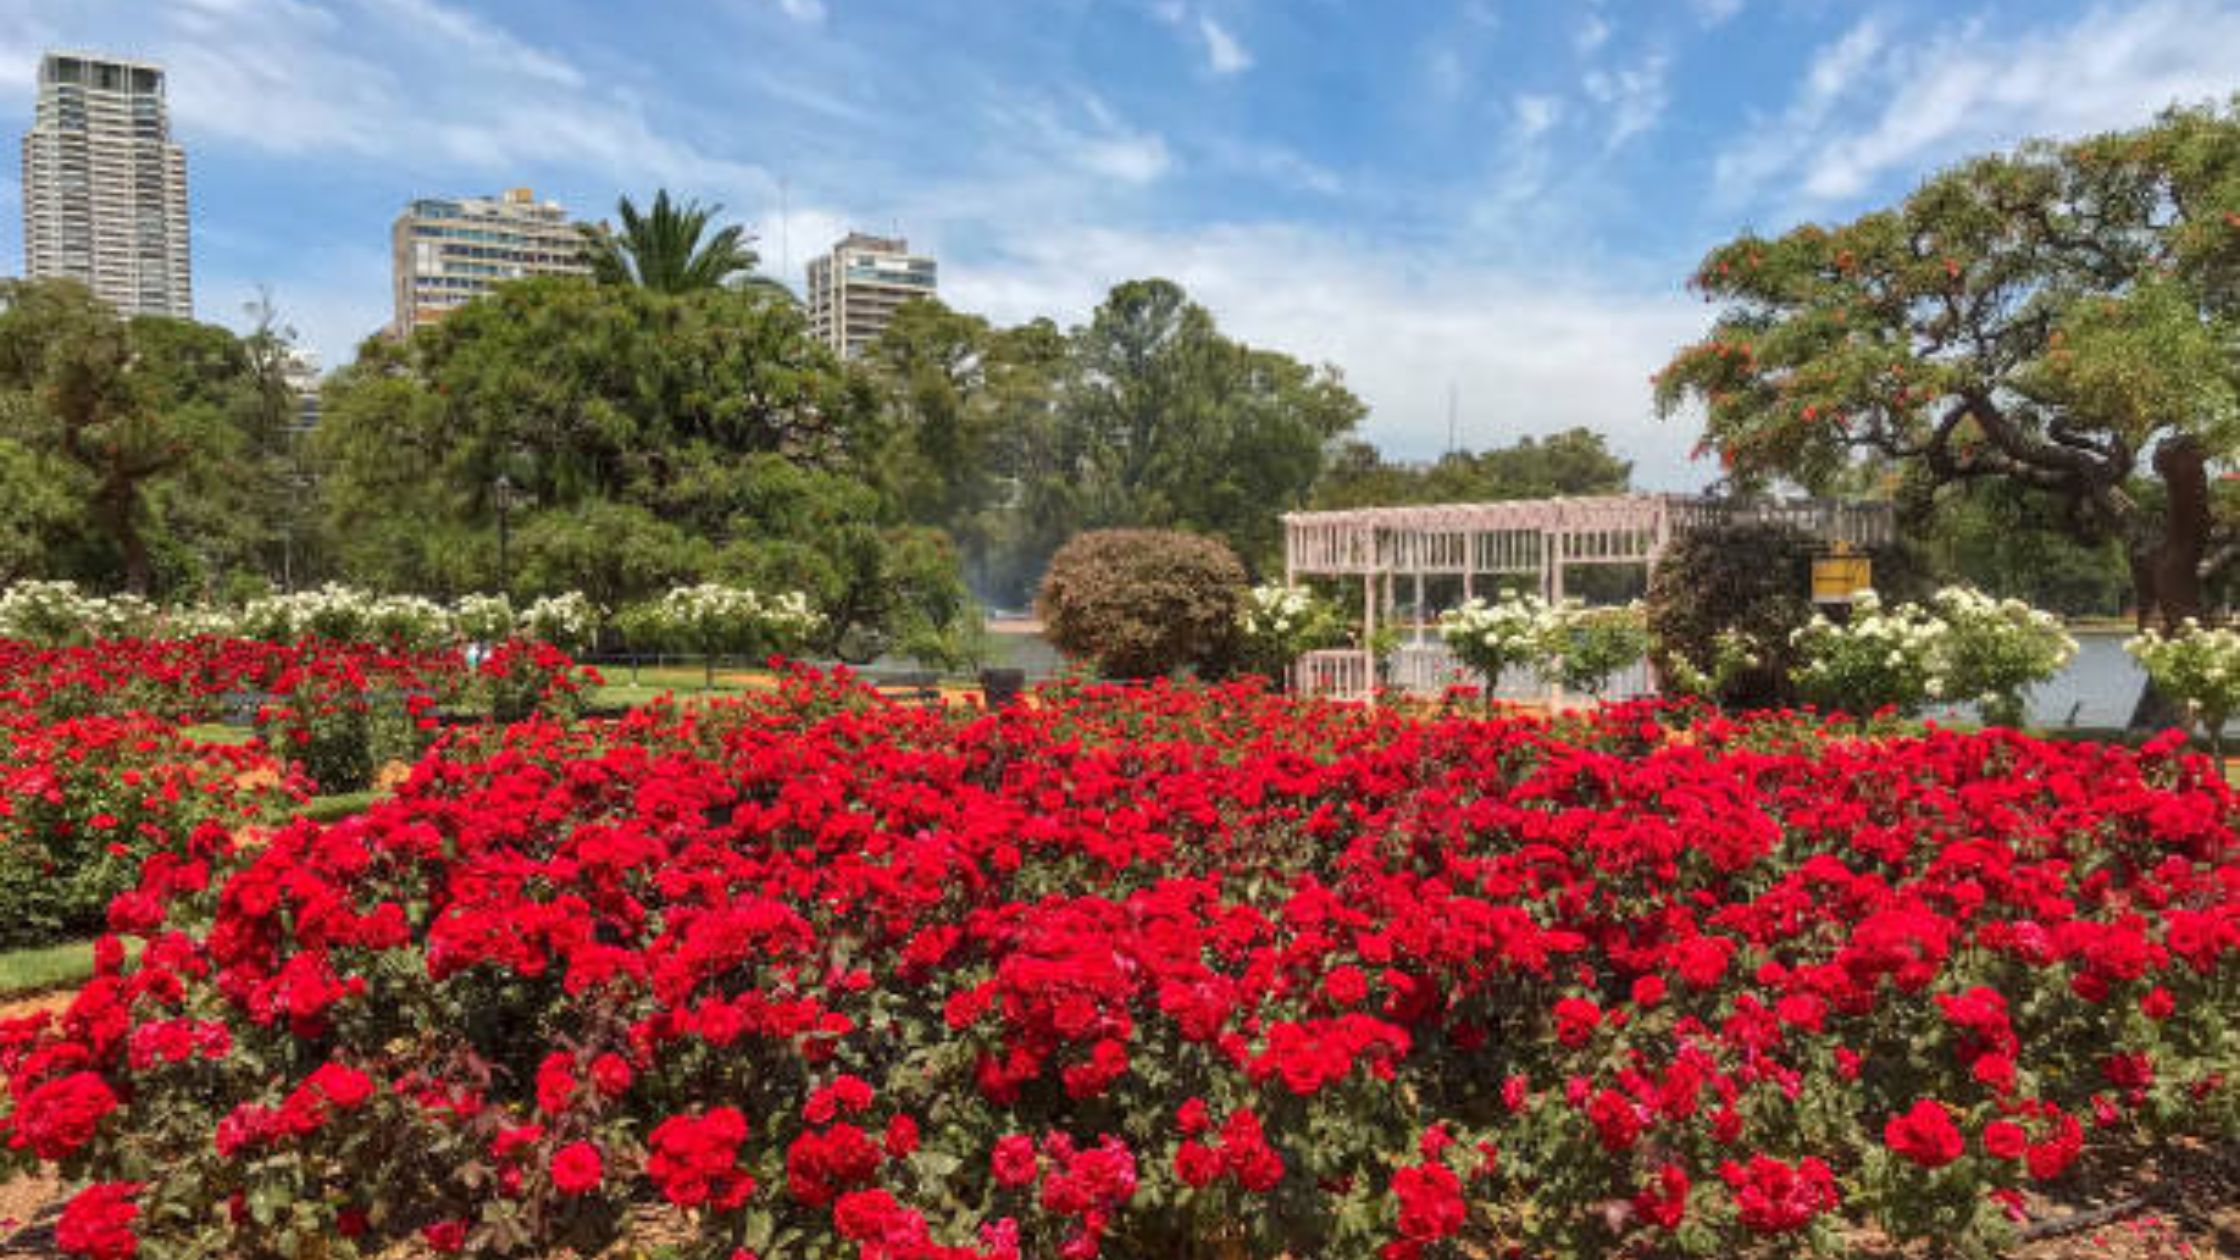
[0,661,2233,1259]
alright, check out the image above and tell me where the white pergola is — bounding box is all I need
[1282,494,1896,700]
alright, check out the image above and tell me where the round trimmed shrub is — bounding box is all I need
[1036,529,1246,679]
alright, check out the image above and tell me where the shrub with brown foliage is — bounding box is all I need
[1036,529,1245,678]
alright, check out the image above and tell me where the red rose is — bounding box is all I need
[647,1107,754,1210]
[421,1220,467,1253]
[305,1062,375,1110]
[1631,974,1667,1008]
[992,1134,1039,1188]
[1633,1162,1689,1230]
[1721,1155,1838,1234]
[589,1052,634,1098]
[1552,997,1601,1048]
[551,1141,604,1195]
[534,1052,576,1113]
[1982,1121,2027,1161]
[1884,1099,1964,1169]
[1175,1139,1222,1187]
[1588,1089,1642,1152]
[883,1114,920,1159]
[1391,1162,1465,1242]
[56,1181,141,1260]
[16,1072,119,1160]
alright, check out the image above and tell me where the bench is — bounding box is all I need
[869,671,942,706]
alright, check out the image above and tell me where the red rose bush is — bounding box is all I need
[0,671,2232,1259]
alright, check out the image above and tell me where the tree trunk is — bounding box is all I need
[97,479,152,596]
[2125,434,2213,732]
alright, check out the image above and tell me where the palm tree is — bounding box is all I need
[580,190,790,296]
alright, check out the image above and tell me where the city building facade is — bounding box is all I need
[390,188,590,335]
[20,51,192,319]
[805,232,936,358]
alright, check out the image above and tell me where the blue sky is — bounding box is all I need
[3,0,2234,487]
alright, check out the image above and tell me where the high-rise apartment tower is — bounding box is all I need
[390,188,591,335]
[20,51,192,318]
[805,232,936,359]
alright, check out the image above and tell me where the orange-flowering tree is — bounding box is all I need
[1655,101,2238,631]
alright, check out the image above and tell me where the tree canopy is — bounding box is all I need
[314,276,966,660]
[0,279,290,596]
[862,281,1364,603]
[579,190,777,296]
[1311,427,1633,510]
[1655,100,2239,629]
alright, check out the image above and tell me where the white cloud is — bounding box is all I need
[774,0,825,24]
[1512,93,1562,140]
[1207,138,1343,195]
[1200,16,1253,75]
[80,0,782,208]
[1720,0,2240,209]
[1690,0,1744,27]
[1583,54,1668,149]
[1154,5,1253,76]
[946,224,1714,487]
[995,95,1175,186]
[1576,12,1611,54]
[365,0,583,87]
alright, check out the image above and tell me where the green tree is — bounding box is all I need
[1915,480,2132,616]
[0,433,82,581]
[315,278,973,660]
[1060,279,1364,570]
[1312,428,1633,508]
[580,190,785,297]
[0,279,272,595]
[1654,101,2239,632]
[862,302,1079,604]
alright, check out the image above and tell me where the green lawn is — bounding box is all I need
[0,788,384,1001]
[181,721,257,746]
[302,790,382,823]
[0,940,96,998]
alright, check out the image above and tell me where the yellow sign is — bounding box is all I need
[1811,545,1873,603]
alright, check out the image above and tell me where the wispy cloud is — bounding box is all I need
[773,0,825,25]
[994,94,1175,186]
[1155,4,1253,76]
[1583,54,1668,149]
[1575,11,1611,55]
[1718,0,2240,208]
[1199,16,1252,75]
[1512,93,1562,140]
[1689,0,1744,27]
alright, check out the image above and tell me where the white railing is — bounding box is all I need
[1390,642,1470,694]
[1294,649,1372,701]
[1296,642,1660,705]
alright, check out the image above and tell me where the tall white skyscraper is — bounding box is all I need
[20,51,192,319]
[806,232,937,359]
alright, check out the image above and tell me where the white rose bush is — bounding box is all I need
[1928,586,2079,727]
[0,581,607,651]
[1235,582,1345,688]
[1438,594,1650,706]
[627,582,824,687]
[1439,592,1557,706]
[2126,620,2239,760]
[1540,602,1652,699]
[1790,586,2076,725]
